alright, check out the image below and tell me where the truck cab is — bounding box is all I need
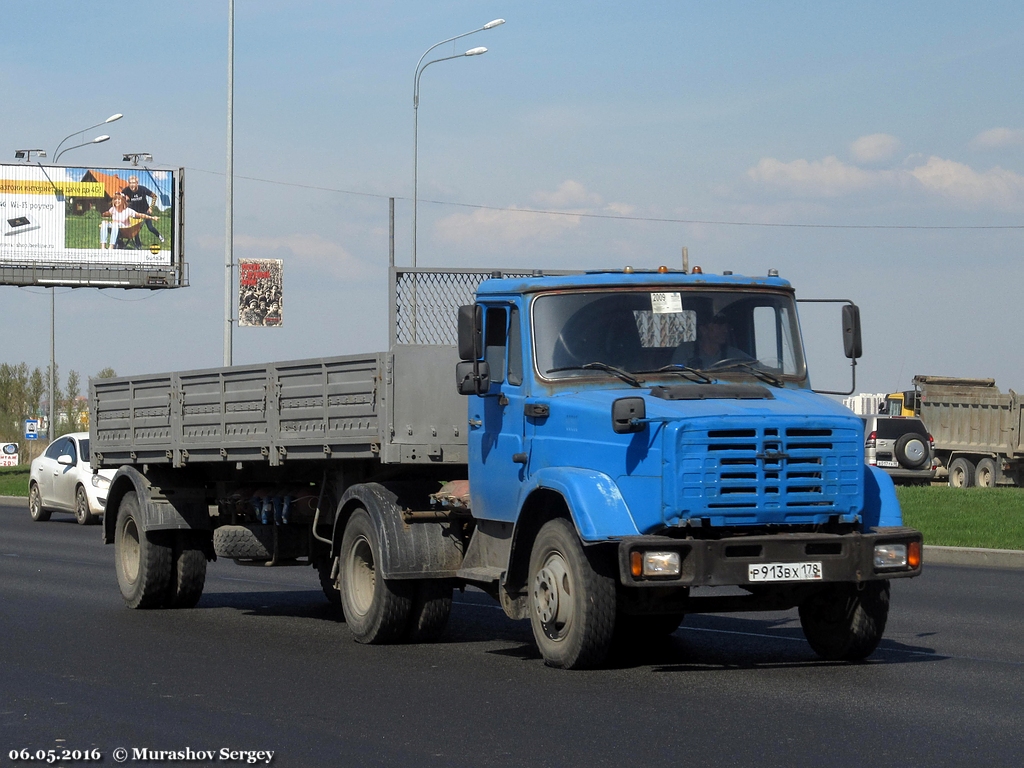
[455,268,922,667]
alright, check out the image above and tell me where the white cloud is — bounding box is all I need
[908,156,1024,209]
[850,133,901,163]
[434,207,581,245]
[531,180,603,208]
[748,152,1024,211]
[747,156,889,196]
[970,127,1024,149]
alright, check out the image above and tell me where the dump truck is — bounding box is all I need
[913,375,1024,488]
[90,264,923,669]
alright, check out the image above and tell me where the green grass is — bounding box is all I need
[897,486,1024,550]
[0,466,30,497]
[64,209,171,251]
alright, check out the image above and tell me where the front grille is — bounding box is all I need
[672,422,863,526]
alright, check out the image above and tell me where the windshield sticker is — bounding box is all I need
[650,292,683,314]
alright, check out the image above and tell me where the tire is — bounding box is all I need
[338,508,413,644]
[28,483,50,522]
[404,580,452,643]
[612,612,685,652]
[317,557,342,607]
[894,434,928,469]
[168,532,207,609]
[799,581,890,661]
[114,493,173,609]
[975,458,998,488]
[948,457,975,488]
[74,485,97,526]
[528,518,617,669]
[213,525,271,560]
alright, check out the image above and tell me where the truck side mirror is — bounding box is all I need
[612,397,646,433]
[842,304,862,359]
[457,304,483,361]
[456,360,491,395]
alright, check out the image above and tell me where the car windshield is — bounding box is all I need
[532,288,805,382]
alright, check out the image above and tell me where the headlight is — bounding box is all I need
[91,474,111,489]
[630,550,682,578]
[874,543,907,569]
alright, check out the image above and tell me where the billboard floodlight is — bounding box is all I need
[14,149,46,162]
[123,153,154,166]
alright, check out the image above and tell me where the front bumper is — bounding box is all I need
[617,527,923,587]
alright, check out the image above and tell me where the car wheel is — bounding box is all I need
[28,483,51,522]
[894,434,928,469]
[948,458,975,488]
[74,485,97,525]
[974,458,997,488]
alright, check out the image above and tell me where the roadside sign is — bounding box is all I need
[1,443,18,466]
[25,419,39,440]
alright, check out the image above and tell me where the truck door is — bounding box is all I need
[468,304,529,522]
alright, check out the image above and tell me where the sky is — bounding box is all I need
[1,0,1022,398]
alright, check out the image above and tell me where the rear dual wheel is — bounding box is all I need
[948,458,975,488]
[338,508,451,644]
[114,493,206,609]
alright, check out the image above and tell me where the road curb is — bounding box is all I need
[924,545,1024,570]
[2,495,1020,569]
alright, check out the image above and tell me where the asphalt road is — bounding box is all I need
[1,499,1022,768]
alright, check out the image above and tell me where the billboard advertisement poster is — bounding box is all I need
[1,442,18,466]
[0,164,177,268]
[238,259,283,327]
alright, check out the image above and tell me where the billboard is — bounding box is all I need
[0,163,185,289]
[238,259,283,327]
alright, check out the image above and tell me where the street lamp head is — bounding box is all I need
[92,135,111,144]
[483,19,505,30]
[105,113,124,123]
[465,46,488,56]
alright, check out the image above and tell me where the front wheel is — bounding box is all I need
[28,483,50,522]
[338,508,412,643]
[74,486,97,526]
[114,493,172,609]
[799,581,890,661]
[528,518,617,669]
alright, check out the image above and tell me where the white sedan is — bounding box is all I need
[28,432,115,525]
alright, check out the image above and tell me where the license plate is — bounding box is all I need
[876,460,899,468]
[748,562,823,582]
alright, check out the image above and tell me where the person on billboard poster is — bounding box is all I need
[263,301,282,326]
[100,194,157,250]
[121,175,164,248]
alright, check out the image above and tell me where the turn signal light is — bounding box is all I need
[908,540,922,569]
[658,265,669,273]
[630,551,643,577]
[691,266,703,274]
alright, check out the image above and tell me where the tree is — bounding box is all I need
[96,367,117,379]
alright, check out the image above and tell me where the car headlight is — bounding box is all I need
[874,543,907,569]
[91,474,111,489]
[630,550,682,578]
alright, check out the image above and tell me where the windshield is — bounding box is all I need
[532,288,805,382]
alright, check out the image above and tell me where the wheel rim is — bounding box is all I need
[532,550,575,641]
[120,516,141,584]
[978,465,993,487]
[76,489,88,522]
[346,534,375,617]
[29,486,40,517]
[950,465,965,487]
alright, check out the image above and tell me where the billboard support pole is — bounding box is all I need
[224,0,235,367]
[49,289,55,443]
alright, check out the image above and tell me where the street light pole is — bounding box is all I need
[44,113,122,441]
[225,0,234,367]
[412,18,504,267]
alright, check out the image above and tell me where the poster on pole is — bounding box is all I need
[1,443,18,466]
[238,259,283,327]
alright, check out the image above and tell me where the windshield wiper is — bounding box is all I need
[702,360,785,388]
[546,362,642,388]
[635,364,713,384]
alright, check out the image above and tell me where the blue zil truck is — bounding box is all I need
[90,265,922,669]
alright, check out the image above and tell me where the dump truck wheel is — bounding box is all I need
[975,458,997,488]
[528,518,616,669]
[799,581,889,661]
[339,508,412,643]
[948,458,975,488]
[114,492,172,609]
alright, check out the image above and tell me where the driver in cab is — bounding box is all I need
[682,313,749,369]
